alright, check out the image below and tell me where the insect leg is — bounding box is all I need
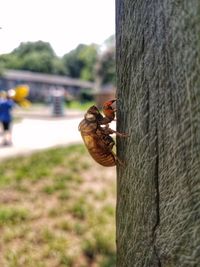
[99,132,125,166]
[101,126,128,137]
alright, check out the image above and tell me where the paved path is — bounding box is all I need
[0,111,84,160]
[0,107,116,160]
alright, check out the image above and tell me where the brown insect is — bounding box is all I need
[78,99,127,167]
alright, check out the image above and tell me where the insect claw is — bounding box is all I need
[115,131,129,137]
[121,133,129,137]
[103,99,117,107]
[101,99,117,124]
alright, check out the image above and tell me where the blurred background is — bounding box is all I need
[0,0,117,266]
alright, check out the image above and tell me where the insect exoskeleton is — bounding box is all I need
[78,99,127,167]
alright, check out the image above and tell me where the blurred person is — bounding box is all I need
[0,91,15,146]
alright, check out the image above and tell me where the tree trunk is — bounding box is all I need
[116,1,200,266]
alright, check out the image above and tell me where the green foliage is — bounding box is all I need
[96,35,116,85]
[62,44,85,78]
[0,36,116,85]
[0,54,23,69]
[62,43,98,81]
[79,44,98,81]
[100,48,116,85]
[13,41,55,57]
[19,52,54,73]
[77,88,94,103]
[52,57,66,75]
[0,41,66,75]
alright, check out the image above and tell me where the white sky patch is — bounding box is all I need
[0,0,115,57]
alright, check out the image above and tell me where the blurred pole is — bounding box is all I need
[51,87,65,117]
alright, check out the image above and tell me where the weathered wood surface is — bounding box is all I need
[116,1,200,266]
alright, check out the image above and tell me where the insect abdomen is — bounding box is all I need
[82,134,116,167]
[89,149,116,167]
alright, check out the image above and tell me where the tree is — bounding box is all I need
[79,44,98,81]
[0,41,66,75]
[62,44,98,81]
[19,52,55,73]
[12,41,56,57]
[95,35,116,86]
[116,1,200,267]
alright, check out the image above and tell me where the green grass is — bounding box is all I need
[0,207,29,226]
[0,144,116,267]
[66,100,95,111]
[0,145,85,186]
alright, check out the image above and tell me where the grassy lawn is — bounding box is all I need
[0,145,116,267]
[66,101,95,111]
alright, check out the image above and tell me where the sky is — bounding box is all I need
[0,0,115,57]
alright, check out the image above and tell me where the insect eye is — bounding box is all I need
[85,113,96,121]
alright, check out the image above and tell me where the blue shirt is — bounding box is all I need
[0,98,15,123]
